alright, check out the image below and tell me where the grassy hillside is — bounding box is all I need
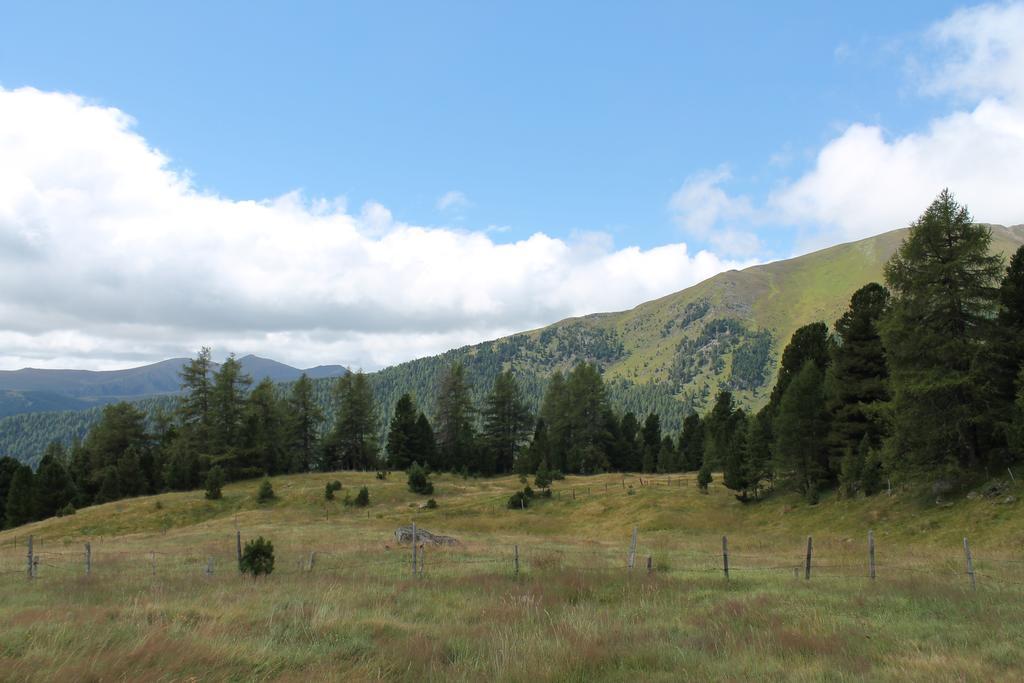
[3,225,1022,465]
[1,471,1022,680]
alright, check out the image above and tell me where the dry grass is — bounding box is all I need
[0,471,1022,681]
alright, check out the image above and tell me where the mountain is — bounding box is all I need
[365,224,1024,425]
[0,355,347,420]
[2,224,1022,466]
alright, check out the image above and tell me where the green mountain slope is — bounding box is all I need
[3,225,1022,465]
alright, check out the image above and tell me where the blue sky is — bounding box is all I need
[1,1,1023,369]
[1,1,965,253]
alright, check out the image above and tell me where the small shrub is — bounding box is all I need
[352,485,368,507]
[256,479,276,503]
[153,501,164,511]
[523,485,535,499]
[627,486,636,496]
[239,536,275,577]
[534,462,553,490]
[407,462,434,495]
[376,470,389,480]
[425,498,438,509]
[57,502,76,517]
[697,465,712,493]
[325,480,342,500]
[205,466,225,500]
[507,490,530,509]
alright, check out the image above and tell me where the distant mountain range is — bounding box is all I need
[0,355,347,419]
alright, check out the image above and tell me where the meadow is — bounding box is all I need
[1,471,1022,682]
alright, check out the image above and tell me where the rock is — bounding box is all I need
[966,491,979,500]
[982,480,1009,498]
[1004,496,1017,505]
[935,498,954,508]
[394,525,459,546]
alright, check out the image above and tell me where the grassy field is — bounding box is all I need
[1,471,1023,681]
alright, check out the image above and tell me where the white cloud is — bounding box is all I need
[436,190,469,211]
[668,166,762,257]
[0,87,745,370]
[769,2,1024,248]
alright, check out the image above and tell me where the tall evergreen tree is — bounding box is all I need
[769,322,833,411]
[615,412,642,472]
[743,407,773,498]
[678,413,705,472]
[411,412,441,471]
[4,465,35,528]
[641,413,661,473]
[435,363,476,472]
[704,390,739,468]
[773,361,829,501]
[480,370,533,475]
[178,347,214,450]
[209,354,252,455]
[285,373,323,473]
[386,393,420,470]
[881,189,1003,481]
[324,371,379,470]
[33,442,76,519]
[563,363,613,473]
[722,410,751,499]
[243,378,287,475]
[539,371,570,472]
[827,283,890,475]
[0,457,21,525]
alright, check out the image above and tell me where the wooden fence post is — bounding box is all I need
[646,555,652,574]
[804,536,813,580]
[236,531,242,572]
[26,535,33,580]
[722,535,730,580]
[514,544,520,577]
[151,551,156,577]
[627,527,638,570]
[868,530,875,581]
[307,551,316,572]
[205,557,214,577]
[411,522,418,577]
[85,542,91,576]
[963,537,976,591]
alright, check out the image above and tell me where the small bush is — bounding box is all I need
[507,490,530,509]
[407,462,434,495]
[523,485,535,499]
[346,486,369,507]
[57,502,76,517]
[627,486,636,496]
[375,470,389,480]
[205,466,225,500]
[239,536,275,577]
[153,501,164,511]
[325,480,342,500]
[697,465,712,493]
[534,462,553,490]
[425,498,438,509]
[256,479,276,503]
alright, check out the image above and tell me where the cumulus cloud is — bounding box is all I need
[770,2,1024,249]
[668,166,762,257]
[0,87,745,370]
[436,190,469,211]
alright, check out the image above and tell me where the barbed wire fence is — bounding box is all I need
[2,526,1023,591]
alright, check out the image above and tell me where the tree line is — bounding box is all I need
[3,190,1023,528]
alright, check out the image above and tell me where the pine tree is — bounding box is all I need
[615,412,642,472]
[243,378,286,476]
[386,393,419,471]
[563,364,613,473]
[32,442,77,520]
[743,408,773,498]
[641,413,661,473]
[769,322,833,412]
[722,410,750,499]
[678,413,705,472]
[773,361,829,500]
[657,435,678,473]
[480,371,533,475]
[827,283,890,476]
[4,465,34,528]
[210,354,252,455]
[285,373,323,473]
[0,457,21,526]
[205,465,225,500]
[881,189,1003,482]
[704,390,738,468]
[178,347,214,451]
[540,371,570,472]
[325,371,379,470]
[435,363,476,472]
[411,412,440,471]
